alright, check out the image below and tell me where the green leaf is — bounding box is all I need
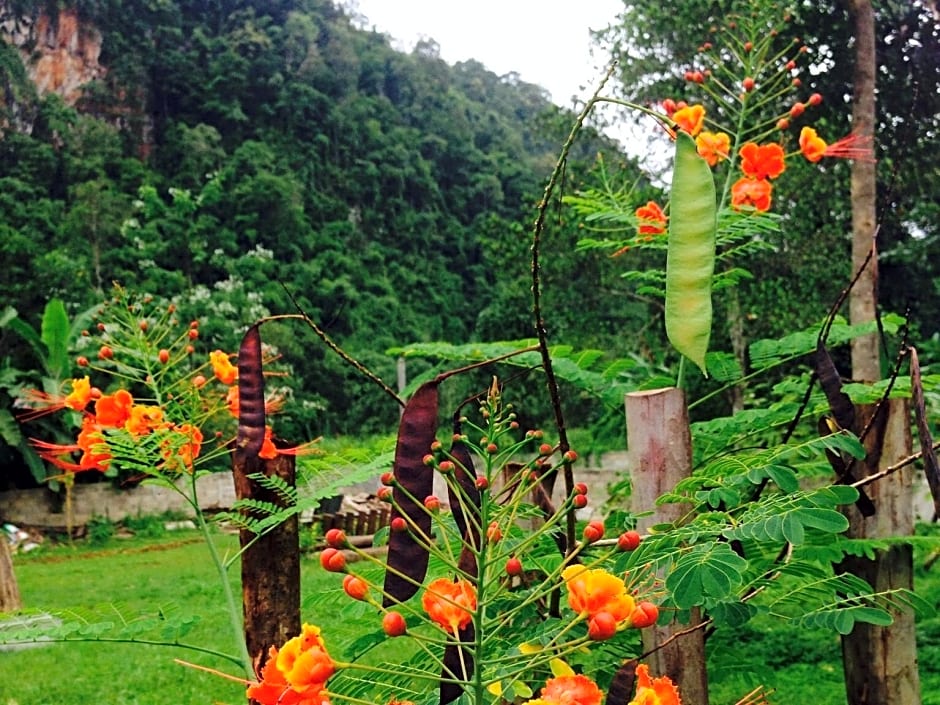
[796,507,849,534]
[666,543,746,608]
[40,298,70,380]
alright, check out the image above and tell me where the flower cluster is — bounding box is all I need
[247,624,335,705]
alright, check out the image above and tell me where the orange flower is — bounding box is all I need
[671,104,705,137]
[160,423,204,472]
[627,664,681,705]
[731,177,773,212]
[226,386,239,417]
[31,416,110,473]
[210,350,238,385]
[562,565,635,622]
[635,201,667,235]
[695,131,730,166]
[125,404,165,436]
[275,624,335,694]
[248,645,332,705]
[799,126,874,163]
[738,142,785,180]
[95,389,133,428]
[541,674,604,705]
[77,416,110,470]
[64,377,93,411]
[260,425,278,459]
[422,577,477,632]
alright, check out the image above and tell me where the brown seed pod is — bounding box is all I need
[235,324,266,457]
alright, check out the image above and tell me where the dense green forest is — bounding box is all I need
[1,0,938,488]
[0,0,638,479]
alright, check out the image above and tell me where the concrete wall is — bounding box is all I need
[0,452,934,528]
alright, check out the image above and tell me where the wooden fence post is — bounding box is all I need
[840,398,921,705]
[0,537,22,613]
[626,388,708,704]
[232,447,301,680]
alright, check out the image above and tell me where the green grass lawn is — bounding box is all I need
[1,527,938,704]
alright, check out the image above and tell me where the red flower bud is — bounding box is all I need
[486,443,498,454]
[538,443,553,456]
[438,460,455,474]
[475,476,489,490]
[430,440,442,452]
[776,118,790,131]
[325,528,346,548]
[808,92,823,106]
[343,574,368,600]
[617,530,641,552]
[383,611,407,636]
[583,520,604,543]
[786,60,796,70]
[319,548,345,572]
[789,102,805,118]
[572,494,588,509]
[424,495,441,512]
[486,521,502,543]
[742,76,755,92]
[505,557,523,576]
[158,349,170,364]
[574,482,588,495]
[380,471,395,486]
[743,41,753,52]
[563,450,578,463]
[98,346,113,360]
[588,612,618,640]
[390,517,408,533]
[631,601,660,628]
[188,329,199,340]
[377,487,393,502]
[77,356,89,367]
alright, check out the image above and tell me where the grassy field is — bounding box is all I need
[1,526,938,705]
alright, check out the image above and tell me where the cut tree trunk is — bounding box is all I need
[0,537,22,613]
[626,387,708,704]
[232,447,301,679]
[839,399,921,705]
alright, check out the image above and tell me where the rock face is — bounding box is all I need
[1,5,105,106]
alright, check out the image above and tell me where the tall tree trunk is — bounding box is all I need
[848,0,879,384]
[0,537,23,612]
[841,3,920,703]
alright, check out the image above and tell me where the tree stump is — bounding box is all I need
[839,398,921,705]
[0,537,22,613]
[232,448,301,679]
[626,387,708,704]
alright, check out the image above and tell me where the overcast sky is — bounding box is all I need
[345,1,623,107]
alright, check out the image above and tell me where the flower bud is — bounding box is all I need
[808,92,822,106]
[383,611,407,636]
[319,548,346,572]
[158,349,170,364]
[618,530,641,551]
[588,612,617,640]
[583,520,604,543]
[77,356,89,367]
[377,487,393,502]
[572,494,588,509]
[505,557,523,576]
[343,574,368,600]
[475,476,489,490]
[486,521,502,543]
[98,346,114,360]
[380,471,395,486]
[390,517,408,533]
[438,460,455,474]
[423,495,441,512]
[325,528,347,548]
[630,601,660,628]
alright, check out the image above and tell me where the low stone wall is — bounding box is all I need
[0,450,933,529]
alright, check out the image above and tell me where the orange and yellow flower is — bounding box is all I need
[635,201,668,236]
[738,142,785,180]
[247,624,335,705]
[210,350,238,385]
[627,664,681,705]
[95,389,134,428]
[64,377,93,411]
[799,126,874,163]
[731,177,773,212]
[671,104,705,137]
[125,404,165,436]
[562,565,635,622]
[695,131,730,166]
[540,674,604,705]
[422,577,477,632]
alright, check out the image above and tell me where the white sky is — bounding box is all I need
[345,1,624,107]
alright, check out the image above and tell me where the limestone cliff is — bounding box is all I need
[0,4,105,106]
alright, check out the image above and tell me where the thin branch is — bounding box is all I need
[281,286,405,407]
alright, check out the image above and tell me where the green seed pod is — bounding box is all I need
[665,130,717,375]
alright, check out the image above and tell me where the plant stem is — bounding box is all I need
[190,478,253,678]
